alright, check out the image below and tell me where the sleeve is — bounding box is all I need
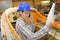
[16,21,50,40]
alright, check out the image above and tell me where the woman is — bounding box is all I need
[16,2,55,40]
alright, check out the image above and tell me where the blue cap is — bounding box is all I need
[17,2,30,11]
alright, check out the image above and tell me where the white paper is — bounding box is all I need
[46,3,55,25]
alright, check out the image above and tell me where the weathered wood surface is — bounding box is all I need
[1,13,20,40]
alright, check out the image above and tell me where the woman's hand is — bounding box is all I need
[46,18,54,27]
[29,16,34,24]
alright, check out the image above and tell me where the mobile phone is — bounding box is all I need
[29,14,31,17]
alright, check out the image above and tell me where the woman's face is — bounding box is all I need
[20,11,30,19]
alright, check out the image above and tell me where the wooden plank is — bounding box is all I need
[1,13,20,40]
[12,1,33,7]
